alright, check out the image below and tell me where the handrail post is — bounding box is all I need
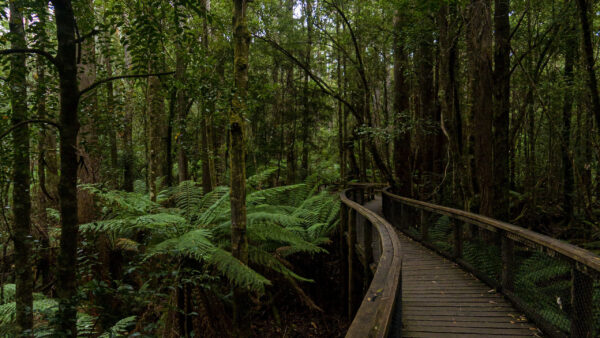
[453,220,463,259]
[340,203,348,312]
[362,219,373,292]
[501,231,514,292]
[420,210,429,242]
[571,268,593,337]
[347,206,357,318]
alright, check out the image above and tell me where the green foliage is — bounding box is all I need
[81,180,339,298]
[514,252,572,334]
[98,316,137,338]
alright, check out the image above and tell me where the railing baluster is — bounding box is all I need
[347,207,357,318]
[362,219,373,292]
[453,220,463,259]
[420,209,429,242]
[501,231,514,292]
[571,268,593,338]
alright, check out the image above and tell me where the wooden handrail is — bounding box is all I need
[382,187,600,275]
[341,188,402,338]
[382,187,600,337]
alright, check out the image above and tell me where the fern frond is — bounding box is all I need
[249,248,313,283]
[98,316,137,337]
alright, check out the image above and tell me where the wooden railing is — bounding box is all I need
[382,187,600,338]
[340,186,402,338]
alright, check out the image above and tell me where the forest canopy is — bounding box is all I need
[0,0,599,336]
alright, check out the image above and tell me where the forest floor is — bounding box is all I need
[250,245,349,337]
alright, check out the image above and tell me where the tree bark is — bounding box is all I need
[231,0,250,331]
[392,10,412,196]
[9,1,33,333]
[52,0,82,335]
[467,0,494,216]
[148,59,167,201]
[562,8,576,223]
[493,0,511,221]
[576,0,600,129]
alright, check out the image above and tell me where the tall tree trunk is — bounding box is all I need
[439,3,464,206]
[52,0,81,335]
[392,10,411,196]
[201,0,215,192]
[231,0,250,330]
[562,9,576,224]
[76,0,100,225]
[9,2,33,333]
[416,29,435,197]
[175,3,190,183]
[300,0,313,180]
[106,58,119,188]
[148,59,167,201]
[493,0,510,221]
[467,0,494,216]
[576,0,600,128]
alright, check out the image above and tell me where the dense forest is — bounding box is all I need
[0,0,599,336]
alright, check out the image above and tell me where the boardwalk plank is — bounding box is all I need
[363,195,541,337]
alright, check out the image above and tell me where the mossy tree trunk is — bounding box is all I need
[52,0,82,335]
[493,0,510,221]
[467,0,494,216]
[231,0,250,330]
[9,0,33,333]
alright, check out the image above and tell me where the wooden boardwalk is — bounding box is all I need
[364,195,542,337]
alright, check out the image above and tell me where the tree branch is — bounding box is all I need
[0,119,60,140]
[79,71,175,98]
[0,48,59,68]
[254,34,360,121]
[75,29,101,44]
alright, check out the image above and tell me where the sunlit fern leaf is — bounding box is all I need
[247,222,325,255]
[98,316,137,338]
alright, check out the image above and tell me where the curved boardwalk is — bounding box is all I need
[364,195,542,337]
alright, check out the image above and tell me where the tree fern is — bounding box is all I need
[98,316,137,338]
[146,229,271,293]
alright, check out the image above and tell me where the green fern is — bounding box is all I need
[98,316,137,338]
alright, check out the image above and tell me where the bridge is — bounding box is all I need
[340,183,600,338]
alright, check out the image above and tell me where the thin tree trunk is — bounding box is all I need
[231,0,250,331]
[467,0,494,216]
[53,0,81,334]
[493,0,510,221]
[9,2,33,333]
[562,7,576,223]
[392,10,411,196]
[576,0,600,128]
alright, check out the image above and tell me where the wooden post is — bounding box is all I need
[501,232,514,291]
[362,219,373,288]
[570,268,593,338]
[339,203,348,314]
[453,220,463,258]
[420,210,429,242]
[347,207,356,318]
[400,203,408,230]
